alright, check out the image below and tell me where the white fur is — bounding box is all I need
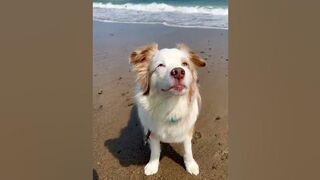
[134,48,201,176]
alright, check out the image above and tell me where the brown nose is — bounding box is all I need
[170,67,185,80]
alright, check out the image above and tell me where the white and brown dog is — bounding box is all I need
[129,43,206,176]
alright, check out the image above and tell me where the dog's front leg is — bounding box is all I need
[144,136,161,175]
[183,136,199,175]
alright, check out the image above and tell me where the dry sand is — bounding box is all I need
[93,21,228,180]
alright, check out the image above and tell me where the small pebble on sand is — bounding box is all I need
[98,89,103,94]
[215,116,221,120]
[194,131,202,139]
[221,152,229,160]
[212,164,217,170]
[118,77,122,80]
[192,139,196,144]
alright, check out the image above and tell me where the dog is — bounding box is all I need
[129,43,206,176]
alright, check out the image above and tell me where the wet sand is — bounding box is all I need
[93,21,228,179]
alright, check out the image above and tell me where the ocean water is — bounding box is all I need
[93,0,228,29]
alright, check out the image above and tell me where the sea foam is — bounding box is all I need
[93,2,228,15]
[93,2,228,29]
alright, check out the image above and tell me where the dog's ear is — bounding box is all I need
[176,43,206,67]
[129,43,158,64]
[129,43,158,95]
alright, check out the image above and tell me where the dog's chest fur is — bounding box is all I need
[135,89,199,143]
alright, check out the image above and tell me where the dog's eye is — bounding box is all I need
[157,64,165,67]
[182,62,189,66]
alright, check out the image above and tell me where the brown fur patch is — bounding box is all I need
[188,126,194,137]
[186,58,199,104]
[129,43,158,95]
[176,43,206,67]
[188,84,194,103]
[188,79,198,104]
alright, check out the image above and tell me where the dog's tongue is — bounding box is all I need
[173,84,185,91]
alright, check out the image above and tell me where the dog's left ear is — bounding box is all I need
[129,43,158,95]
[129,43,158,64]
[176,43,206,67]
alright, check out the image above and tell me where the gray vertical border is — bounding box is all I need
[230,0,320,179]
[0,0,92,180]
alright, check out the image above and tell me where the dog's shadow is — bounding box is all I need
[104,105,185,168]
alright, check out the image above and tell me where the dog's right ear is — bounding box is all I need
[129,43,158,64]
[176,43,206,67]
[129,43,158,95]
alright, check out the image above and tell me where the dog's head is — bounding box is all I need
[129,43,206,96]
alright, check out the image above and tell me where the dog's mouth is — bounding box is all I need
[161,84,186,93]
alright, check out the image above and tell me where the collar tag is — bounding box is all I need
[168,116,178,124]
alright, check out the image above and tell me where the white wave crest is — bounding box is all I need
[93,2,228,16]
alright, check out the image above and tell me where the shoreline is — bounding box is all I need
[93,20,229,30]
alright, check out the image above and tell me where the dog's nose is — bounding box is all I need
[170,67,185,80]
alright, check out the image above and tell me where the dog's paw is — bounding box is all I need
[185,159,199,175]
[144,161,159,176]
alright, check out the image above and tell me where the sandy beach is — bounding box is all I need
[93,21,228,179]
